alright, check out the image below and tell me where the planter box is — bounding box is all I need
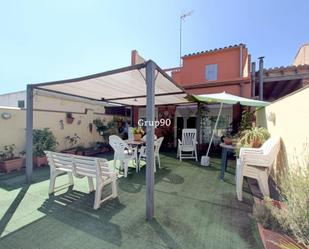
[62,149,76,155]
[100,147,110,153]
[248,180,306,249]
[33,155,48,167]
[84,148,98,156]
[257,223,307,249]
[0,157,23,173]
[75,151,84,156]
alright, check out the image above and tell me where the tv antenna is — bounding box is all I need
[179,10,194,66]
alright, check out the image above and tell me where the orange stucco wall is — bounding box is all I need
[172,45,251,98]
[185,82,250,96]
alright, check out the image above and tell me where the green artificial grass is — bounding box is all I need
[0,152,262,249]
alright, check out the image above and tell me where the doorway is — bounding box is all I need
[176,117,197,141]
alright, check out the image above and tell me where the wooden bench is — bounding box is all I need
[45,151,118,209]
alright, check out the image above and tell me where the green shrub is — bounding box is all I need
[254,201,280,230]
[0,144,16,160]
[239,107,255,132]
[274,163,309,246]
[93,118,117,142]
[33,128,58,156]
[253,153,309,246]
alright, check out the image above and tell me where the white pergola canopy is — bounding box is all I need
[26,60,188,221]
[32,62,188,106]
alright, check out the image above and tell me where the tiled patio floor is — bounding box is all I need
[0,152,263,249]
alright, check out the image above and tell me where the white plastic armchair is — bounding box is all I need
[139,137,164,172]
[177,129,198,162]
[236,136,281,201]
[109,135,137,177]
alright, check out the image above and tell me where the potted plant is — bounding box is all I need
[222,130,234,145]
[132,127,145,141]
[93,118,117,136]
[66,112,74,124]
[238,126,270,147]
[64,133,81,154]
[239,107,256,132]
[0,144,24,173]
[93,118,106,136]
[254,198,307,249]
[93,118,117,153]
[33,128,58,167]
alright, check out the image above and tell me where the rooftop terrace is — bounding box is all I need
[0,152,262,249]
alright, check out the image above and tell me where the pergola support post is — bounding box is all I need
[145,60,155,221]
[26,85,34,183]
[196,102,201,144]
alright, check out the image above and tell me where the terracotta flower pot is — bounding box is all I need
[224,137,233,145]
[251,139,261,148]
[134,133,142,141]
[0,157,23,173]
[33,155,48,167]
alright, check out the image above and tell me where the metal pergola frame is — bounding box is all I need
[25,60,187,221]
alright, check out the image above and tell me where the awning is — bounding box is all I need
[25,60,188,221]
[32,62,189,106]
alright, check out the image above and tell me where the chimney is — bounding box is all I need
[258,56,264,100]
[131,50,146,65]
[251,61,256,97]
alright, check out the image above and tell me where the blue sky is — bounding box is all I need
[0,0,308,94]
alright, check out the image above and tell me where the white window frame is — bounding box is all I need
[205,64,218,81]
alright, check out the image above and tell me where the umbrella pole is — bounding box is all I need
[205,102,223,157]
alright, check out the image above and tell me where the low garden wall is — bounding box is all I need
[0,92,122,155]
[256,85,309,180]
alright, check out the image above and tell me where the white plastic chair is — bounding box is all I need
[139,137,164,172]
[109,135,137,177]
[177,129,198,161]
[236,136,281,201]
[141,134,157,142]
